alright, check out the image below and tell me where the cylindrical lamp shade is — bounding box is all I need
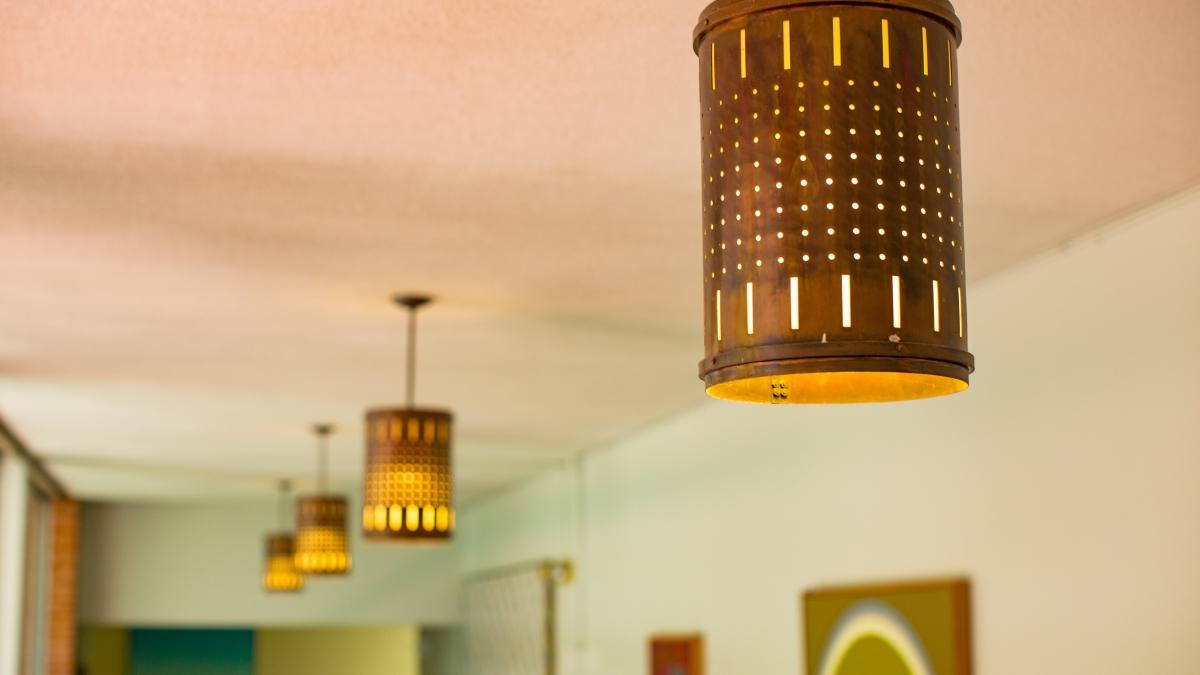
[262,533,304,592]
[362,409,454,542]
[694,0,973,403]
[294,496,351,574]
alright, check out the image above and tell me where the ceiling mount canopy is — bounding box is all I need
[262,479,303,593]
[694,0,974,403]
[362,294,455,542]
[294,424,352,575]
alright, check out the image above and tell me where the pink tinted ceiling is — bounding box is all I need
[0,0,1197,499]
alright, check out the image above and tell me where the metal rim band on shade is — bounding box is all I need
[362,407,455,542]
[694,0,973,403]
[694,0,962,50]
[293,495,352,574]
[262,533,303,592]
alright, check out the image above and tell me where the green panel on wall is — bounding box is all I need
[129,628,253,675]
[256,627,419,675]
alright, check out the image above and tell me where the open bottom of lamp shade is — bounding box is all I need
[693,0,975,403]
[702,348,970,403]
[294,495,352,575]
[707,368,966,403]
[262,533,304,593]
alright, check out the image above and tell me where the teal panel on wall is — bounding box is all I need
[129,628,253,675]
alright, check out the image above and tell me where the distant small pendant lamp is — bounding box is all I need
[362,294,454,542]
[694,0,974,403]
[262,480,303,593]
[294,424,352,574]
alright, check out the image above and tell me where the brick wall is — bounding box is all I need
[46,500,79,675]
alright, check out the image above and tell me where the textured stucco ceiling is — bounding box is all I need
[1,0,1198,501]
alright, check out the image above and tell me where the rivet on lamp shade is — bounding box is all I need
[362,409,454,541]
[294,495,352,574]
[362,295,455,542]
[262,533,304,593]
[694,0,974,403]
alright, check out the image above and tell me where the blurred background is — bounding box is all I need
[1,1,1198,674]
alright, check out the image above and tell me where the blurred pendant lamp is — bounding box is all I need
[262,480,303,593]
[693,0,974,403]
[293,424,352,574]
[362,294,454,542]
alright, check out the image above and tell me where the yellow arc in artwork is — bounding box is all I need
[816,604,933,675]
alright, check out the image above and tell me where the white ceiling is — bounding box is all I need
[1,0,1198,502]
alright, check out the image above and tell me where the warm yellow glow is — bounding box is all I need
[789,276,800,329]
[263,546,304,593]
[422,506,436,532]
[891,276,902,328]
[832,17,842,66]
[389,504,404,531]
[746,282,755,334]
[707,371,967,404]
[294,521,351,575]
[932,279,941,332]
[957,286,964,337]
[922,26,929,75]
[436,506,450,532]
[881,19,890,68]
[782,20,792,70]
[406,504,420,531]
[739,28,747,78]
[841,275,852,328]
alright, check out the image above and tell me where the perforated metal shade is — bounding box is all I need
[695,0,974,403]
[362,408,455,541]
[294,495,352,574]
[293,424,351,574]
[361,295,455,542]
[262,533,304,592]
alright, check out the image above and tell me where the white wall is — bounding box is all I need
[0,454,29,675]
[79,498,459,626]
[459,187,1200,675]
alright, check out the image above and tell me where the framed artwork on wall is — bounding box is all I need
[649,634,704,675]
[803,578,972,675]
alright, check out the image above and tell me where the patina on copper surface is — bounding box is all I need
[695,0,973,403]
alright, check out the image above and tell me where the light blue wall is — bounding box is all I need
[78,498,459,627]
[458,189,1200,675]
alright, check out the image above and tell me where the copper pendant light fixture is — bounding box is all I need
[694,0,974,403]
[262,480,303,593]
[294,424,352,574]
[362,294,454,542]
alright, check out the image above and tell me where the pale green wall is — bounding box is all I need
[459,189,1200,674]
[256,627,419,675]
[78,626,129,675]
[77,498,459,626]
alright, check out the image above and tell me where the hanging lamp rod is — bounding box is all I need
[312,423,334,495]
[276,479,292,530]
[393,294,433,409]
